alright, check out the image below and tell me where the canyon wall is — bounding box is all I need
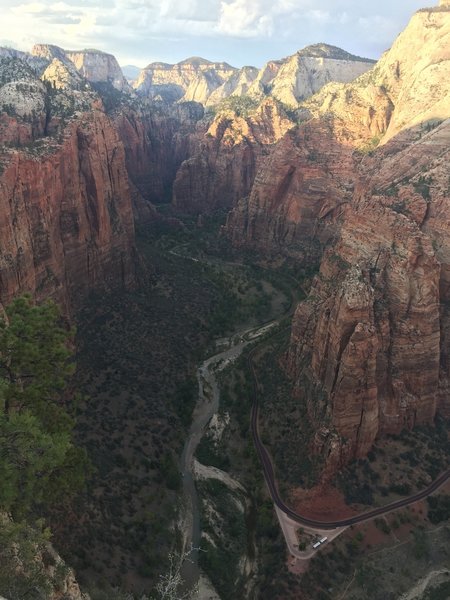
[286,122,449,469]
[225,118,355,261]
[0,5,448,465]
[173,98,296,214]
[224,6,450,467]
[0,107,136,310]
[134,46,375,108]
[0,51,139,311]
[114,101,205,210]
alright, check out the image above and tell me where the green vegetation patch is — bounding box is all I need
[254,332,323,489]
[198,479,247,598]
[427,495,450,525]
[210,95,259,118]
[0,295,88,600]
[336,416,450,508]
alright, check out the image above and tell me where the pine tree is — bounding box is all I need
[0,295,87,517]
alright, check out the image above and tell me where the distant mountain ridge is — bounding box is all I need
[0,41,376,108]
[296,43,377,62]
[133,44,376,106]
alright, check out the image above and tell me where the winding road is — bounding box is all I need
[248,341,450,530]
[176,243,450,571]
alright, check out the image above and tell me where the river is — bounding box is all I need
[179,320,277,590]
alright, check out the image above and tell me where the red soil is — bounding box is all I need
[290,484,358,521]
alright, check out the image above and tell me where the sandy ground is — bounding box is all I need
[193,459,246,493]
[198,574,221,600]
[398,569,450,600]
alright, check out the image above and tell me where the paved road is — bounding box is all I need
[174,246,450,537]
[248,346,450,530]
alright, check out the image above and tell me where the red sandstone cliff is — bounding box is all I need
[114,102,204,214]
[286,121,449,470]
[172,98,295,214]
[225,118,355,261]
[224,6,450,467]
[0,106,136,310]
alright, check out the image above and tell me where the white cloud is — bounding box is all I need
[159,0,220,21]
[306,9,331,23]
[217,0,275,37]
[0,0,429,66]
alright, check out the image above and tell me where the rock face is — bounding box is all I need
[135,46,374,107]
[65,49,129,91]
[114,101,205,209]
[206,66,259,106]
[247,44,375,107]
[134,57,237,104]
[41,58,84,91]
[224,5,450,469]
[0,57,136,311]
[226,118,355,260]
[31,44,130,91]
[286,121,449,470]
[0,109,136,310]
[173,98,296,214]
[302,9,450,145]
[0,513,90,600]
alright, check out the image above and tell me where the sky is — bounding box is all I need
[1,0,431,68]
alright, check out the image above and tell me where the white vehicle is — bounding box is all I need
[320,537,328,544]
[312,541,321,549]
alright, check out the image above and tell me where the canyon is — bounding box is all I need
[0,3,449,466]
[227,4,450,469]
[0,2,449,598]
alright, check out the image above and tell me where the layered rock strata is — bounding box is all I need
[172,98,296,214]
[31,44,130,91]
[247,44,375,107]
[286,121,449,470]
[134,46,374,108]
[134,57,237,104]
[225,5,450,467]
[0,108,136,309]
[114,101,205,208]
[0,54,136,310]
[225,118,355,260]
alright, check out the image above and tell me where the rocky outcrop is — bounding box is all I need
[0,513,90,600]
[226,118,355,260]
[302,8,450,145]
[248,44,375,107]
[0,105,135,310]
[173,98,296,214]
[223,4,450,469]
[41,58,85,91]
[205,66,259,106]
[134,57,237,104]
[66,49,129,91]
[0,46,49,75]
[32,44,130,91]
[286,121,448,470]
[114,101,205,209]
[135,46,374,108]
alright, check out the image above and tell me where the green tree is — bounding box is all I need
[0,295,73,422]
[0,295,87,517]
[0,516,58,599]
